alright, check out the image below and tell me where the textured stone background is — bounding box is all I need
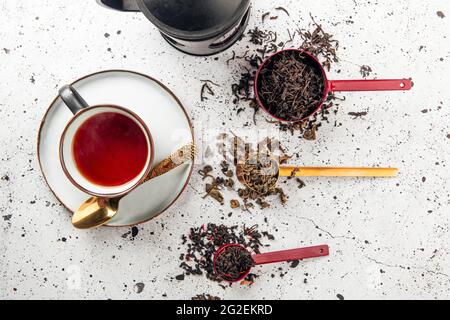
[0,0,449,300]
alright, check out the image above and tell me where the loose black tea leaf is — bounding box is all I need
[215,246,255,282]
[192,294,221,300]
[201,79,220,87]
[296,178,306,189]
[360,65,373,78]
[348,111,368,119]
[299,14,339,71]
[290,260,300,268]
[200,81,216,102]
[275,7,290,17]
[257,50,325,121]
[175,274,185,281]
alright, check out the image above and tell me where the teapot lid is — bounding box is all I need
[137,0,250,40]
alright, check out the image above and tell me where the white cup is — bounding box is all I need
[58,85,154,198]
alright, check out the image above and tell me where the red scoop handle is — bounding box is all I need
[252,245,329,265]
[329,79,413,92]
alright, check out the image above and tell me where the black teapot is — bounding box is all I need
[97,0,251,56]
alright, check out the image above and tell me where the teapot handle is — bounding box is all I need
[97,0,140,12]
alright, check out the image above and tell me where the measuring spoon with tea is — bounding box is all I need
[237,154,398,194]
[214,243,329,283]
[255,48,413,122]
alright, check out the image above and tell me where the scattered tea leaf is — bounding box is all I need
[348,111,368,119]
[192,294,221,300]
[303,126,317,141]
[134,282,145,294]
[290,260,300,268]
[275,7,290,17]
[360,65,373,78]
[175,274,185,281]
[230,199,240,209]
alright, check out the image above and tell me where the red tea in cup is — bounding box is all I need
[59,85,154,198]
[72,112,149,187]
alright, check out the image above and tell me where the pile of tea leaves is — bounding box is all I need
[180,223,274,285]
[215,246,255,282]
[199,133,295,211]
[241,154,279,195]
[229,15,342,137]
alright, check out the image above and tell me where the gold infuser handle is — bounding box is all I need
[279,167,398,177]
[144,143,197,182]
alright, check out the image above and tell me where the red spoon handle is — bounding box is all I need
[329,79,413,92]
[252,245,329,265]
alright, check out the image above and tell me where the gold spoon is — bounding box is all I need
[72,144,197,229]
[237,154,398,194]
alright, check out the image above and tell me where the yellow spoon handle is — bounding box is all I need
[279,167,398,177]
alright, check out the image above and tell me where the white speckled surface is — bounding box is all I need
[0,0,449,300]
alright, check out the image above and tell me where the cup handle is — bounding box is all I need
[59,85,89,115]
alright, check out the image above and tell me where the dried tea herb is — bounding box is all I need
[230,199,240,209]
[204,183,225,205]
[200,80,219,102]
[241,154,279,195]
[257,50,326,121]
[247,27,278,45]
[192,294,221,301]
[215,246,255,282]
[360,65,373,78]
[175,274,185,281]
[297,15,339,71]
[229,16,341,138]
[180,223,274,284]
[296,178,306,189]
[290,260,300,268]
[275,7,290,17]
[348,111,368,119]
[303,125,317,140]
[199,165,225,205]
[200,133,293,210]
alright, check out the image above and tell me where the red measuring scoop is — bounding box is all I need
[213,243,330,283]
[254,48,413,123]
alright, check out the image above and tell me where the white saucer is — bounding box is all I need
[38,70,194,227]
